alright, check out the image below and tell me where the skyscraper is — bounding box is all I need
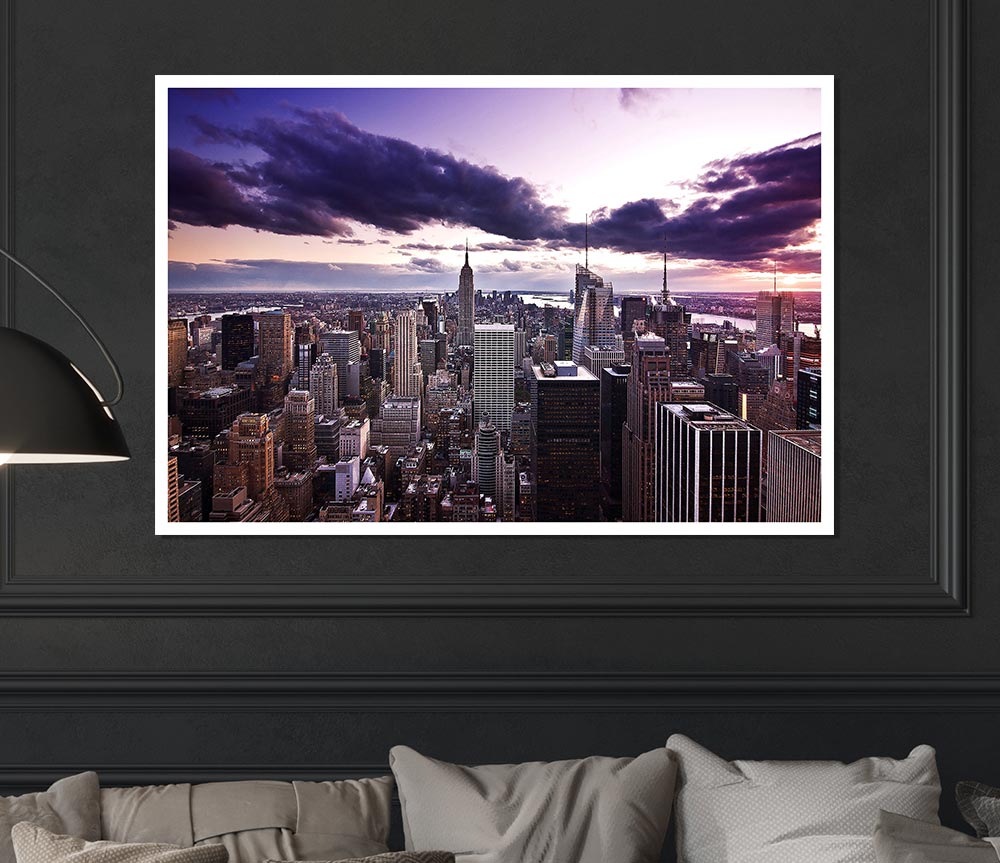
[530,361,601,521]
[392,310,422,398]
[654,403,762,522]
[620,296,648,341]
[797,368,822,429]
[372,396,421,461]
[258,311,293,382]
[704,373,739,414]
[648,247,690,378]
[296,340,317,390]
[458,242,475,346]
[599,363,630,521]
[228,414,275,501]
[766,430,821,522]
[582,344,626,377]
[572,265,616,364]
[320,329,361,393]
[220,314,254,371]
[309,353,339,418]
[283,389,317,471]
[473,324,515,432]
[622,334,671,521]
[167,455,180,522]
[167,319,188,387]
[472,415,501,502]
[347,309,365,336]
[755,266,795,347]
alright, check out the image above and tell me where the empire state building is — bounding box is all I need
[457,241,475,346]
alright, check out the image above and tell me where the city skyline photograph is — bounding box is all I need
[157,76,833,534]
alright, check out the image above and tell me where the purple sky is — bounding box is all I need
[167,86,823,294]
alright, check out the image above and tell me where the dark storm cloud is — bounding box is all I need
[177,109,565,240]
[168,107,821,273]
[403,257,449,273]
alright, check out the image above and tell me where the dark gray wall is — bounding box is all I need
[0,0,997,857]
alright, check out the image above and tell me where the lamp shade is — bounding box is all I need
[0,326,130,463]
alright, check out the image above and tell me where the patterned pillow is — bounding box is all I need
[667,734,941,863]
[10,823,228,863]
[873,811,996,863]
[1,774,101,863]
[956,780,1000,838]
[265,856,454,863]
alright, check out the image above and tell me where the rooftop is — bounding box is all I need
[771,429,822,456]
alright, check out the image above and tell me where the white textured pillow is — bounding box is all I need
[390,745,676,863]
[667,734,941,863]
[10,823,227,863]
[873,811,996,863]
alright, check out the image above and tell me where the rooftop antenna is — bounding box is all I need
[464,237,469,267]
[662,234,669,303]
[584,214,589,270]
[773,260,778,294]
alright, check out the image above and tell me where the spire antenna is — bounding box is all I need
[465,237,469,267]
[773,260,777,294]
[662,234,669,303]
[584,214,589,270]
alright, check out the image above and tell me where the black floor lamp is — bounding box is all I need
[0,247,129,464]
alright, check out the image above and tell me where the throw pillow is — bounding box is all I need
[1,774,101,863]
[873,810,996,863]
[389,745,676,863]
[667,734,940,863]
[11,823,228,863]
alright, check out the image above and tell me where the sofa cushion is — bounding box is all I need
[11,823,227,863]
[873,810,996,863]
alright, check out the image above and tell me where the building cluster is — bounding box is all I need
[166,243,822,524]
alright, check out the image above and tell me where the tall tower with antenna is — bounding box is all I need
[457,238,475,347]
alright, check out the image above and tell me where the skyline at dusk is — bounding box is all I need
[167,83,825,296]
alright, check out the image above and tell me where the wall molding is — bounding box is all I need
[0,0,971,616]
[1,671,1000,711]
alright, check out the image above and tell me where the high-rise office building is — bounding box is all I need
[372,396,421,461]
[620,296,648,341]
[419,339,439,383]
[458,243,475,346]
[392,310,422,398]
[755,269,795,347]
[320,329,361,393]
[473,324,515,432]
[513,330,526,366]
[372,312,391,351]
[314,414,341,462]
[766,429,821,522]
[654,403,762,522]
[283,390,317,471]
[510,403,532,458]
[731,353,770,423]
[295,340,317,390]
[369,347,385,381]
[228,414,276,501]
[797,368,822,429]
[167,455,180,522]
[704,373,739,414]
[421,298,439,334]
[500,450,516,521]
[648,250,689,378]
[167,319,188,387]
[220,314,254,371]
[472,415,501,502]
[340,418,370,461]
[347,309,365,336]
[582,344,626,377]
[622,334,671,521]
[599,363,630,521]
[530,361,600,521]
[179,386,252,440]
[572,265,616,364]
[309,354,339,418]
[258,311,293,382]
[424,370,458,434]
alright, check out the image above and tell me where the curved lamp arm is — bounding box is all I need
[0,246,124,407]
